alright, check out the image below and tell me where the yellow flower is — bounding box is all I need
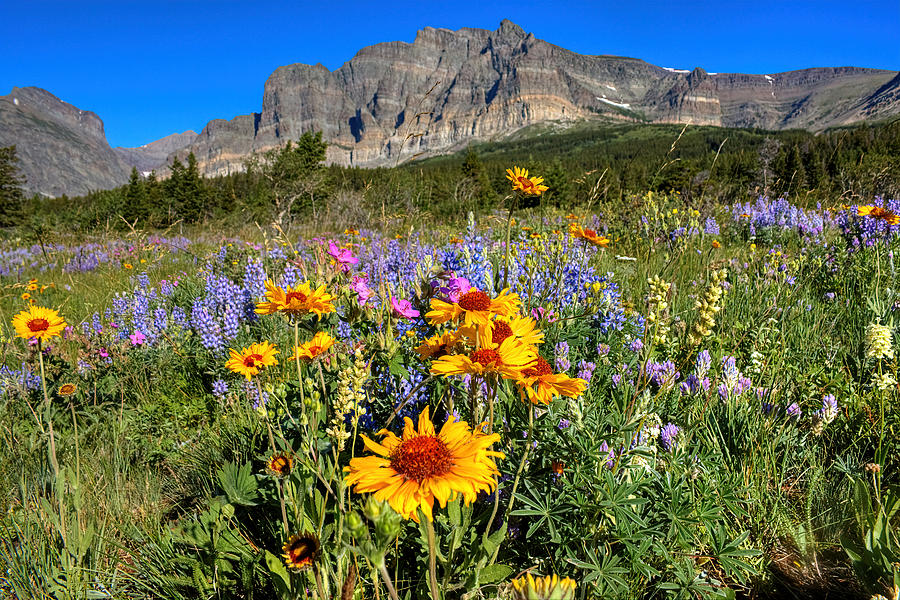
[516,356,587,405]
[255,280,335,319]
[282,533,319,571]
[460,314,544,349]
[123,263,133,269]
[21,293,30,300]
[568,223,610,247]
[430,338,536,381]
[344,228,360,235]
[415,330,462,361]
[712,240,721,249]
[225,341,279,380]
[26,283,38,291]
[288,331,335,361]
[426,288,521,328]
[12,306,67,341]
[511,573,577,600]
[345,407,504,522]
[505,166,549,196]
[58,383,77,397]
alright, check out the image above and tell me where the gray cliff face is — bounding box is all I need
[115,131,198,174]
[4,21,900,196]
[0,87,133,197]
[175,20,900,176]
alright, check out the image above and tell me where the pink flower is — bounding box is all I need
[390,296,419,319]
[446,276,471,303]
[129,330,147,346]
[327,241,359,271]
[350,274,375,306]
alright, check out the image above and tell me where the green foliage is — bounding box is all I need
[0,145,26,227]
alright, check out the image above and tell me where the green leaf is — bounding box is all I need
[217,462,259,506]
[265,550,292,596]
[478,563,514,585]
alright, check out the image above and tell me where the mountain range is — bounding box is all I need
[3,19,899,197]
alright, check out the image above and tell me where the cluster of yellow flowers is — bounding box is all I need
[645,275,672,346]
[225,281,338,380]
[420,286,587,406]
[687,269,728,346]
[327,347,368,451]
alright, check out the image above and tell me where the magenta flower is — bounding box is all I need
[129,330,147,346]
[327,241,359,271]
[350,274,375,306]
[390,296,419,319]
[446,276,471,303]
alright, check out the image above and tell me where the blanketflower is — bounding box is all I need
[569,223,610,247]
[505,166,549,196]
[461,314,544,348]
[12,306,67,341]
[430,338,536,381]
[327,241,359,271]
[282,532,319,571]
[390,296,420,319]
[345,407,504,522]
[511,574,577,600]
[426,287,521,327]
[289,331,335,362]
[415,330,461,360]
[858,205,900,225]
[255,280,335,319]
[517,356,587,405]
[225,341,279,380]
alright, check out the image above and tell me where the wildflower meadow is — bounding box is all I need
[2,166,900,600]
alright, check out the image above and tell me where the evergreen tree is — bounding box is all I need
[123,167,147,223]
[0,145,26,227]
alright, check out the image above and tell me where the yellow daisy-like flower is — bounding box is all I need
[415,330,462,361]
[505,166,549,196]
[462,314,545,349]
[21,293,30,300]
[345,407,504,522]
[266,451,294,478]
[12,306,67,341]
[859,205,900,226]
[288,331,335,362]
[430,338,536,381]
[282,532,319,571]
[569,223,610,247]
[426,288,521,328]
[511,573,577,600]
[255,280,335,319]
[517,356,587,405]
[225,341,279,380]
[123,263,133,269]
[26,283,38,292]
[58,383,77,397]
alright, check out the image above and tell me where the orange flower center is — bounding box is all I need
[491,321,513,345]
[470,348,502,367]
[243,353,263,368]
[523,356,553,378]
[269,454,292,475]
[285,291,308,304]
[391,435,453,482]
[27,318,50,332]
[584,229,597,238]
[458,290,491,311]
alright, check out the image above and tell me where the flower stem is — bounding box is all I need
[377,563,401,600]
[425,518,441,600]
[37,341,60,478]
[492,400,534,563]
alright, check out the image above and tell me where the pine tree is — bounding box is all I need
[0,145,26,227]
[123,167,147,223]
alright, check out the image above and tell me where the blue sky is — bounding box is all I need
[2,0,896,148]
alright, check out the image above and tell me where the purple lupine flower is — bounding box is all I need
[704,217,720,235]
[558,419,571,429]
[628,338,644,354]
[695,350,712,379]
[555,341,570,373]
[786,402,802,419]
[212,379,229,399]
[576,360,596,383]
[659,423,681,452]
[597,343,610,357]
[599,441,616,470]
